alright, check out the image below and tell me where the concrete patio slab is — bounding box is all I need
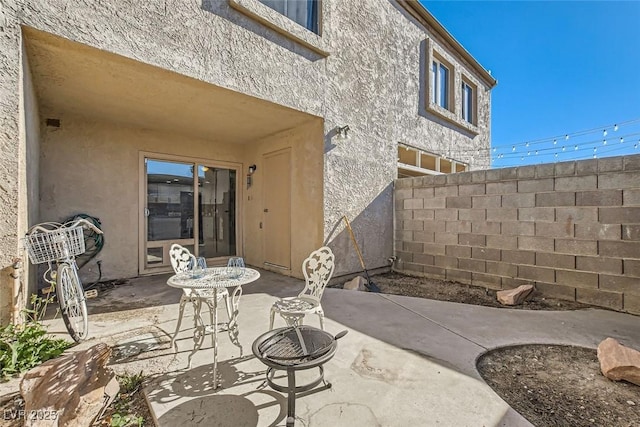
[22,269,640,426]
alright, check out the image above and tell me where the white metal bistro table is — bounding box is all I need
[167,266,260,388]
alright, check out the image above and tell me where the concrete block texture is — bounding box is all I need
[598,156,624,173]
[471,247,501,261]
[555,239,598,256]
[599,241,640,259]
[576,288,623,310]
[624,156,640,171]
[556,270,598,289]
[518,236,554,252]
[623,189,640,206]
[486,181,517,195]
[535,222,573,238]
[555,175,597,191]
[459,209,486,221]
[446,196,472,209]
[459,258,486,272]
[535,282,576,301]
[623,293,640,314]
[471,272,502,289]
[555,207,598,223]
[486,234,518,249]
[575,256,622,275]
[519,207,555,222]
[624,259,640,277]
[518,178,554,193]
[574,223,620,240]
[599,171,640,190]
[536,252,575,269]
[502,249,535,265]
[599,207,640,224]
[600,274,640,295]
[394,155,640,313]
[502,193,535,208]
[458,233,486,246]
[576,190,622,206]
[555,161,576,177]
[485,261,517,277]
[501,221,535,236]
[472,195,501,208]
[446,269,471,284]
[622,225,640,241]
[518,265,555,283]
[471,221,501,235]
[536,192,575,207]
[458,183,486,196]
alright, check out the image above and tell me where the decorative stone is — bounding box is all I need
[344,276,368,291]
[496,284,534,305]
[597,337,640,386]
[20,343,118,427]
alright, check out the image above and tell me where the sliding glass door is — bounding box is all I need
[143,157,238,271]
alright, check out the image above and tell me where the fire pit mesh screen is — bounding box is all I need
[256,326,335,366]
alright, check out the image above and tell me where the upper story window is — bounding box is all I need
[431,57,451,111]
[461,80,474,124]
[260,0,319,34]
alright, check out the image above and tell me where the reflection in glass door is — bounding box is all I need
[144,158,237,270]
[198,166,236,258]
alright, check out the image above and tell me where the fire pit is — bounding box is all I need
[252,326,347,427]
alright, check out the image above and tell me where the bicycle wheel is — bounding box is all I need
[57,263,88,342]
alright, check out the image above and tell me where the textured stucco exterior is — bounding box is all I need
[0,0,493,322]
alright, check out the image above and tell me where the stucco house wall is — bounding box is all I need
[0,0,494,322]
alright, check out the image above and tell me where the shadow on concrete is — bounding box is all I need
[148,355,293,427]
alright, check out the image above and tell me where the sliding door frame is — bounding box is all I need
[138,151,243,275]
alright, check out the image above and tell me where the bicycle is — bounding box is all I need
[22,218,104,342]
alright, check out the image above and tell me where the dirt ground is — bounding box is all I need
[477,345,640,427]
[375,272,640,427]
[374,272,593,310]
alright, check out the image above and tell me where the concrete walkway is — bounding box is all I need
[26,270,640,426]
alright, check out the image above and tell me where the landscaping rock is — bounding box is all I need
[496,284,534,305]
[597,337,640,386]
[20,343,118,427]
[344,276,368,291]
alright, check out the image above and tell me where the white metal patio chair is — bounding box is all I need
[169,244,233,349]
[269,246,335,330]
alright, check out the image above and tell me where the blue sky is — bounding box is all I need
[422,1,640,168]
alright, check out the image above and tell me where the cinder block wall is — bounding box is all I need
[394,154,640,314]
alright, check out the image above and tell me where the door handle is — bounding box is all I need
[144,208,150,217]
[264,209,269,213]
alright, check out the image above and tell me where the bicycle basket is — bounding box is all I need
[23,226,86,264]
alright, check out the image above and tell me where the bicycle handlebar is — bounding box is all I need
[27,218,103,235]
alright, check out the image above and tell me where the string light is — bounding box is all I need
[445,118,640,165]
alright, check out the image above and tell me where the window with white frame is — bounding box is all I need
[462,80,475,124]
[431,57,451,110]
[260,0,319,34]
